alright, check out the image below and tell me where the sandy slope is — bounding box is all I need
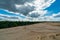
[0,23,60,40]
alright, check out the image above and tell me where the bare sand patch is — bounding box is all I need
[0,23,60,40]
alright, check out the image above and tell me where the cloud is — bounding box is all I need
[15,0,34,5]
[16,5,35,15]
[26,12,60,22]
[27,0,55,18]
[15,0,55,16]
[50,12,60,21]
[0,9,27,21]
[0,9,60,21]
[0,0,57,21]
[52,12,60,17]
[41,12,60,21]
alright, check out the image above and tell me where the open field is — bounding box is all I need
[46,23,60,26]
[0,23,60,40]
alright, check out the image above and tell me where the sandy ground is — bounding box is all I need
[0,23,60,40]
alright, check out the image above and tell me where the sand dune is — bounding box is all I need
[0,23,60,40]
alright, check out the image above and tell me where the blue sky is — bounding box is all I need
[45,0,60,16]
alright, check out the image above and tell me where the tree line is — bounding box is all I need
[0,21,40,29]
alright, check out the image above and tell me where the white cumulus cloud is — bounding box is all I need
[15,0,56,17]
[0,0,57,21]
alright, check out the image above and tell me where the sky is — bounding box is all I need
[0,0,60,21]
[45,0,60,16]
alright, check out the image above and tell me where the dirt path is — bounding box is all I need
[0,23,60,40]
